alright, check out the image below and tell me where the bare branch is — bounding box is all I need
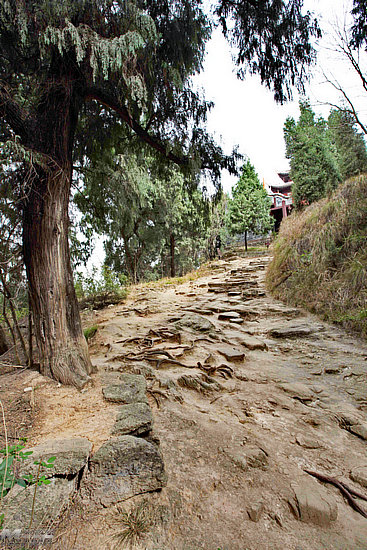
[85,87,188,167]
[321,69,367,134]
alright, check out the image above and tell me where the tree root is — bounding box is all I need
[147,388,169,408]
[304,469,367,518]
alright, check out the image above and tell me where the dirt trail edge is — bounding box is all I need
[28,254,367,549]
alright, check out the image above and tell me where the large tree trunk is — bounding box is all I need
[170,233,176,278]
[22,84,91,388]
[23,167,91,388]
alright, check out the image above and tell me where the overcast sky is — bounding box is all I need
[195,0,366,192]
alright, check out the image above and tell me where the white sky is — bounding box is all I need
[195,0,366,193]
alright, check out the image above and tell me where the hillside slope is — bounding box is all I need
[266,175,367,337]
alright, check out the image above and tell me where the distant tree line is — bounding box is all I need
[74,151,216,283]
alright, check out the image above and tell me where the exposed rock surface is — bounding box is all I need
[216,344,245,361]
[339,411,367,441]
[270,324,315,338]
[218,311,241,320]
[248,501,264,522]
[350,465,367,488]
[84,435,167,506]
[3,478,76,530]
[235,332,267,350]
[289,478,338,526]
[174,313,216,334]
[295,433,323,449]
[112,402,153,436]
[349,423,367,440]
[243,445,269,470]
[17,437,92,478]
[277,382,315,403]
[102,373,148,404]
[225,445,268,471]
[3,437,92,530]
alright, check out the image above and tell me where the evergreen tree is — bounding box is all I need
[328,109,367,180]
[226,161,273,250]
[351,0,367,50]
[150,173,209,279]
[284,101,341,209]
[75,151,210,282]
[206,193,229,259]
[0,0,229,387]
[0,1,321,387]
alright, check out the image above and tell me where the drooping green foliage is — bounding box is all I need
[351,0,367,50]
[215,0,321,103]
[226,160,273,249]
[284,101,341,208]
[328,109,367,180]
[0,0,233,174]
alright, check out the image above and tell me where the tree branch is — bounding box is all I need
[84,87,188,167]
[0,81,30,140]
[320,69,367,135]
[334,25,367,93]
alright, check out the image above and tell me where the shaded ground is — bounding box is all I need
[2,249,367,549]
[0,369,37,449]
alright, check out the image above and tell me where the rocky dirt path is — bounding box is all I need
[11,251,367,549]
[71,251,366,550]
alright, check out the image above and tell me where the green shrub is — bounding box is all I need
[84,325,98,341]
[75,266,128,310]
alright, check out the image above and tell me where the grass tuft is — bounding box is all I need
[109,501,153,549]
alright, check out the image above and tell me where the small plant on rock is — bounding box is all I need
[110,500,153,549]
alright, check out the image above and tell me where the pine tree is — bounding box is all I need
[284,101,341,208]
[226,161,273,250]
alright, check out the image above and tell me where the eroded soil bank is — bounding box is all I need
[7,251,367,549]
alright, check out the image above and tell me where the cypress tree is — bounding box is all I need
[227,160,273,250]
[284,101,341,208]
[328,109,367,180]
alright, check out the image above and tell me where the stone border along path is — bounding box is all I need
[1,373,166,541]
